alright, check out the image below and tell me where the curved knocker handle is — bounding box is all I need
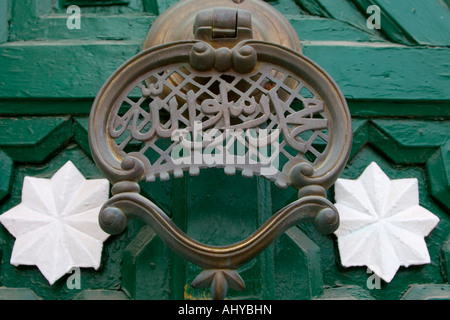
[99,183,339,300]
[88,36,352,299]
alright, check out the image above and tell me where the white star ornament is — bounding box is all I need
[0,161,110,285]
[334,162,439,283]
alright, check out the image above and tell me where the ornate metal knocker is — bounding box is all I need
[89,0,352,300]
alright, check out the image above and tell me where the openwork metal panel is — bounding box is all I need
[108,53,332,188]
[91,41,350,182]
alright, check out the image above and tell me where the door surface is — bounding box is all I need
[0,0,449,300]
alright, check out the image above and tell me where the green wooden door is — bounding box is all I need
[0,0,449,300]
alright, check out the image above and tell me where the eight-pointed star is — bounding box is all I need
[334,162,439,283]
[0,161,110,285]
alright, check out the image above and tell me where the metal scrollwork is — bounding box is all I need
[89,20,352,298]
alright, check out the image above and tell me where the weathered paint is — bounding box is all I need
[353,0,450,46]
[0,41,142,99]
[8,0,160,41]
[0,0,8,45]
[301,44,450,101]
[295,0,384,39]
[1,42,449,102]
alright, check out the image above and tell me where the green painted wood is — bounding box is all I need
[63,0,131,6]
[316,285,375,300]
[353,0,450,46]
[0,117,70,147]
[182,170,266,299]
[351,0,415,45]
[440,237,450,282]
[0,117,73,162]
[153,0,179,15]
[170,177,188,300]
[348,119,369,159]
[56,0,148,13]
[426,141,450,210]
[401,284,450,300]
[274,227,324,299]
[4,1,380,43]
[2,0,449,103]
[374,121,447,212]
[444,0,450,10]
[142,0,160,15]
[121,175,188,300]
[0,287,41,300]
[8,0,157,41]
[12,15,155,42]
[0,41,141,99]
[347,100,450,118]
[140,178,175,220]
[2,100,448,119]
[8,0,43,43]
[122,226,172,300]
[370,121,443,164]
[0,0,449,301]
[1,42,449,102]
[0,150,13,202]
[301,44,450,101]
[289,16,385,42]
[0,99,94,116]
[265,0,304,16]
[256,177,276,299]
[295,0,383,38]
[0,0,9,45]
[349,120,450,211]
[73,117,91,156]
[293,0,330,17]
[9,0,38,37]
[72,289,129,300]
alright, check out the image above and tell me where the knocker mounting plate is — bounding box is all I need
[89,0,352,300]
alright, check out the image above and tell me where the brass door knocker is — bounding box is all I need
[89,0,352,300]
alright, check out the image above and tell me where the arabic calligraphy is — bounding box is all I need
[111,80,328,155]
